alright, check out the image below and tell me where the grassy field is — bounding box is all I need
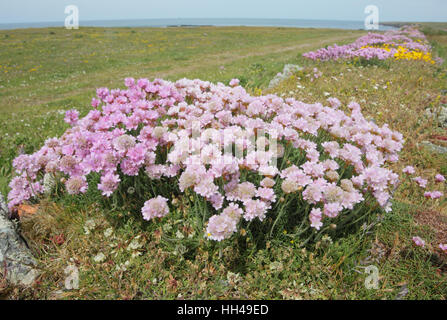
[1,24,447,299]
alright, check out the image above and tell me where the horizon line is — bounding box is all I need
[1,17,446,26]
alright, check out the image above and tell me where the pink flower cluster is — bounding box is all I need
[412,236,447,255]
[402,167,445,200]
[8,77,405,241]
[303,26,430,61]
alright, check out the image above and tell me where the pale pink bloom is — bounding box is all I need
[208,193,224,210]
[323,202,343,218]
[412,236,425,247]
[194,175,218,198]
[124,77,135,88]
[321,141,340,158]
[206,214,237,241]
[439,244,447,253]
[303,181,324,203]
[323,185,344,203]
[229,79,240,87]
[260,177,275,188]
[234,182,256,202]
[141,196,169,221]
[256,187,276,202]
[402,166,415,174]
[91,98,100,108]
[309,208,323,230]
[64,109,79,125]
[113,134,136,153]
[258,165,279,177]
[65,176,88,195]
[281,179,300,194]
[423,191,443,199]
[221,203,243,221]
[243,199,269,221]
[435,174,446,183]
[98,173,120,197]
[413,177,428,188]
[178,168,200,191]
[327,97,341,108]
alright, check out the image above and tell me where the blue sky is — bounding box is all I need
[1,0,446,23]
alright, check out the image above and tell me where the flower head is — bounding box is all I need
[98,173,120,197]
[229,79,240,87]
[412,236,425,247]
[309,208,323,230]
[142,196,170,221]
[64,109,79,125]
[206,214,237,241]
[66,176,88,195]
[402,166,415,174]
[435,174,446,183]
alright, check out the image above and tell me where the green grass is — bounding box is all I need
[1,25,447,300]
[11,198,446,299]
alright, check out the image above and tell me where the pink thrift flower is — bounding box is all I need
[412,236,425,248]
[124,77,135,88]
[98,173,120,197]
[309,208,323,230]
[229,79,240,87]
[435,174,446,183]
[439,244,447,253]
[141,196,169,221]
[91,98,100,108]
[423,191,443,199]
[413,177,427,188]
[323,202,343,218]
[402,166,415,174]
[6,75,409,242]
[208,193,224,210]
[206,214,237,241]
[260,177,275,188]
[256,187,276,202]
[64,109,79,125]
[65,176,88,195]
[243,199,269,221]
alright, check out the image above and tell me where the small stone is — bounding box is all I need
[420,140,447,154]
[93,252,106,263]
[425,106,447,128]
[438,106,447,128]
[104,227,113,238]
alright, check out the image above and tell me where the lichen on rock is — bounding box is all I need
[0,193,39,286]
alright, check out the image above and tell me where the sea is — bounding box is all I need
[0,18,397,30]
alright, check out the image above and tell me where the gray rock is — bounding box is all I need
[0,193,39,286]
[420,140,447,154]
[439,106,447,128]
[425,106,447,128]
